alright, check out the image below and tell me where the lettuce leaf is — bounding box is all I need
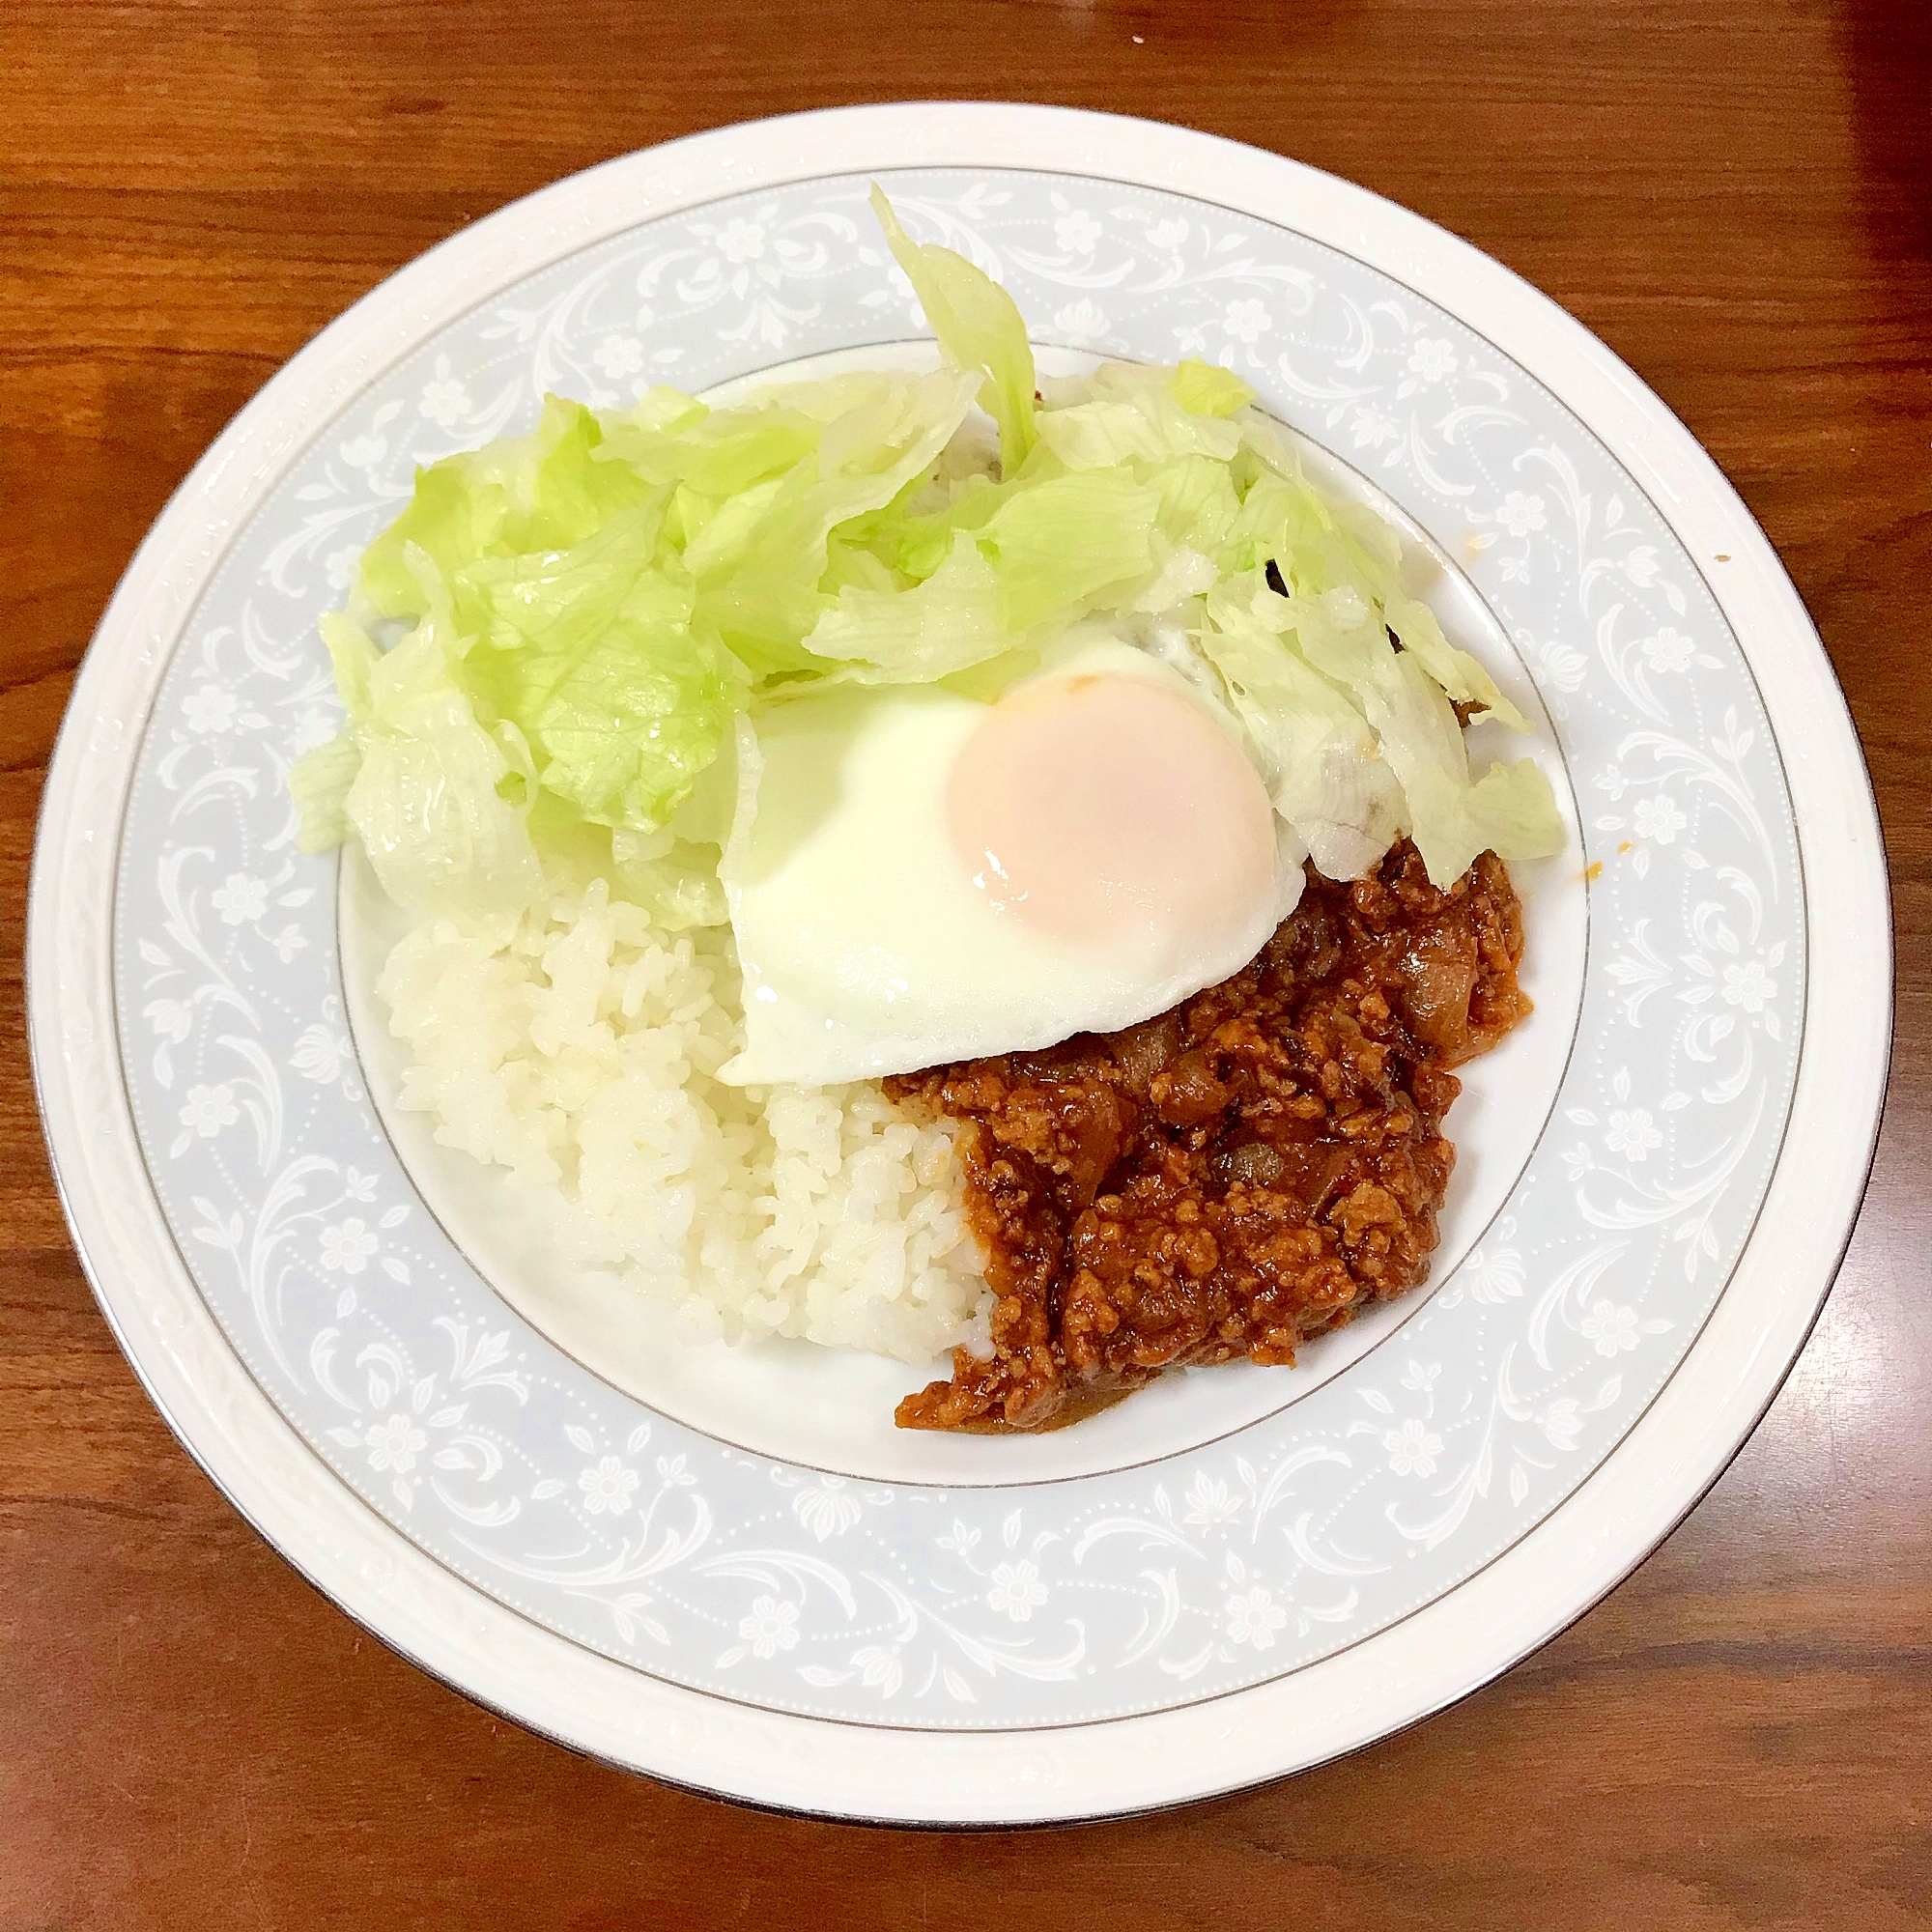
[690,368,979,675]
[1370,647,1561,881]
[596,396,818,499]
[1076,357,1257,418]
[1196,580,1407,879]
[1146,454,1245,554]
[288,724,362,855]
[1172,359,1258,418]
[1382,592,1529,732]
[525,792,729,930]
[1264,583,1562,884]
[452,498,737,831]
[871,185,1037,475]
[501,608,733,832]
[804,530,1010,683]
[360,398,657,626]
[978,468,1161,630]
[314,548,545,914]
[1126,540,1220,614]
[1036,390,1242,470]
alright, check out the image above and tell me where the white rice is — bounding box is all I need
[375,880,993,1363]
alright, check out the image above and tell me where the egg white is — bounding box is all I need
[717,632,1306,1089]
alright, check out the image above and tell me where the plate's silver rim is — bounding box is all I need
[28,101,1891,1825]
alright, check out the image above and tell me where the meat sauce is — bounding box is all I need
[885,842,1530,1431]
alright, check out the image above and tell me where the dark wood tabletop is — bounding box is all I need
[5,2,1928,1924]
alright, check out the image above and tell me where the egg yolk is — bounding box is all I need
[946,672,1278,951]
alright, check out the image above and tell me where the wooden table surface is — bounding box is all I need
[5,1,1928,1924]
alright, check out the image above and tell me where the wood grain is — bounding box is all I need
[4,1,1928,1924]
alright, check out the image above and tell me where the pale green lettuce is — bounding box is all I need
[1222,578,1561,886]
[805,531,1010,684]
[293,557,544,916]
[870,185,1037,476]
[1195,577,1408,880]
[978,469,1162,630]
[688,368,979,675]
[1036,388,1243,470]
[295,188,1560,923]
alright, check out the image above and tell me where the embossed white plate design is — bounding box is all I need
[31,104,1888,1824]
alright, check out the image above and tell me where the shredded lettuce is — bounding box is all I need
[870,185,1037,476]
[689,369,978,675]
[309,553,544,915]
[1036,389,1243,470]
[1381,592,1529,732]
[1126,542,1221,614]
[1171,359,1258,418]
[295,186,1561,922]
[1146,454,1245,554]
[979,469,1161,630]
[359,398,660,628]
[1196,578,1408,879]
[1225,579,1562,885]
[1370,646,1560,881]
[806,531,1010,683]
[288,726,361,855]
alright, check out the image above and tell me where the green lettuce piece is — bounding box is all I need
[314,549,545,915]
[873,469,1009,582]
[459,499,671,655]
[1330,497,1406,588]
[977,468,1161,631]
[1223,472,1371,597]
[856,456,1156,627]
[488,605,732,833]
[507,397,659,553]
[1224,430,1533,727]
[356,463,506,623]
[360,399,656,625]
[618,384,710,433]
[319,607,381,716]
[1372,648,1560,880]
[1035,389,1242,469]
[677,476,789,579]
[1222,417,1397,595]
[871,185,1037,474]
[1172,359,1257,417]
[1232,411,1305,483]
[1271,584,1562,885]
[288,724,362,855]
[818,534,902,597]
[1125,539,1220,615]
[450,496,738,832]
[611,840,730,928]
[1196,580,1406,879]
[1146,454,1245,554]
[523,791,728,930]
[596,400,820,500]
[1081,357,1256,420]
[1383,593,1530,732]
[691,368,978,676]
[805,530,1010,683]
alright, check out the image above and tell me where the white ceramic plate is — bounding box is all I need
[31,103,1889,1824]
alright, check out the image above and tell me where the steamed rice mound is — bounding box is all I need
[376,881,994,1363]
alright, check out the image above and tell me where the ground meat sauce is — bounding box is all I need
[885,842,1530,1431]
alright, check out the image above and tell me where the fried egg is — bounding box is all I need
[718,630,1306,1088]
